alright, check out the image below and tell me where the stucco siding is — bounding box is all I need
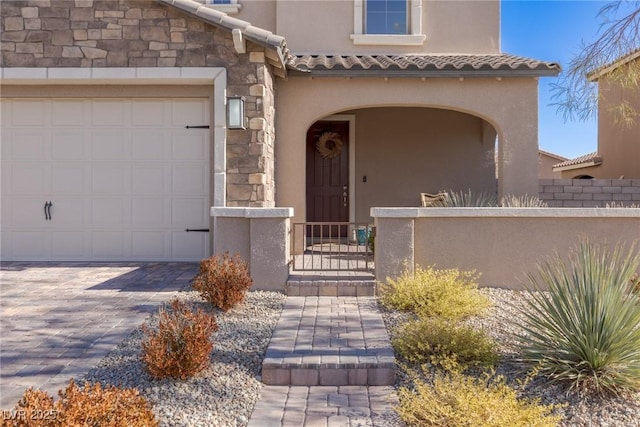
[275,75,540,224]
[274,0,499,54]
[353,108,496,222]
[597,77,640,179]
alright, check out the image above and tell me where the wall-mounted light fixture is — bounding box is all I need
[227,96,246,130]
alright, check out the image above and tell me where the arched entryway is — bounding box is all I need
[304,107,498,224]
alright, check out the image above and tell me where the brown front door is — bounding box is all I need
[306,121,349,236]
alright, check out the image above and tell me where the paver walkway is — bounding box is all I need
[249,279,402,426]
[249,385,400,427]
[0,262,197,408]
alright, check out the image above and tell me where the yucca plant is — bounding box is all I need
[517,240,640,395]
[605,202,640,208]
[433,189,497,207]
[500,194,548,207]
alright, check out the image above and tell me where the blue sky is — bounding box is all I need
[501,0,610,159]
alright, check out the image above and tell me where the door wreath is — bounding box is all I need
[315,131,343,159]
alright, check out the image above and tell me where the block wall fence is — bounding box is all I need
[539,179,640,207]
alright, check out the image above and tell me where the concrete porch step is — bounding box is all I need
[261,296,396,386]
[286,275,377,296]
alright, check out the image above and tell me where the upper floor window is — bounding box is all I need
[352,0,426,45]
[366,0,407,35]
[197,0,241,14]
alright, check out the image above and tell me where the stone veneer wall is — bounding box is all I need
[539,179,640,207]
[0,0,276,207]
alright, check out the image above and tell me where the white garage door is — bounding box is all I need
[1,97,211,261]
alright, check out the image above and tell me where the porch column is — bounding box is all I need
[371,208,416,283]
[497,96,539,198]
[211,207,294,291]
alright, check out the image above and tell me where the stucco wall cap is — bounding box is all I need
[211,207,294,218]
[371,207,640,218]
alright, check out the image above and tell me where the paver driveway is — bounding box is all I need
[0,262,198,409]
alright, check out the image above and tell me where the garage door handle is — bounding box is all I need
[44,201,52,221]
[185,228,209,232]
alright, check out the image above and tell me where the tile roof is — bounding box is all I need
[539,150,568,162]
[552,152,603,171]
[588,48,640,81]
[289,53,560,77]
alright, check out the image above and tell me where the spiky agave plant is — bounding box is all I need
[434,189,497,207]
[517,240,640,395]
[500,194,548,207]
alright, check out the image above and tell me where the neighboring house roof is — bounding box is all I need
[539,150,568,162]
[552,152,603,172]
[156,0,289,76]
[588,48,640,81]
[289,54,561,77]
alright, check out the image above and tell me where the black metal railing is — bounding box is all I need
[291,222,374,272]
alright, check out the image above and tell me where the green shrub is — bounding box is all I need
[2,379,158,427]
[433,189,497,207]
[500,194,548,207]
[392,317,498,371]
[142,299,218,380]
[379,266,491,320]
[193,253,253,311]
[518,240,640,395]
[396,371,562,427]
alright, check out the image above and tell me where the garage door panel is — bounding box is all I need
[132,132,167,161]
[172,198,206,226]
[52,132,85,161]
[172,132,207,160]
[91,100,128,126]
[92,199,127,226]
[51,231,85,259]
[11,164,49,194]
[49,199,85,225]
[132,167,165,194]
[171,100,209,125]
[52,100,86,126]
[9,132,48,160]
[172,231,206,260]
[8,231,48,259]
[172,165,207,194]
[132,100,167,126]
[92,132,128,160]
[92,231,126,258]
[52,166,85,194]
[132,199,165,226]
[8,198,48,226]
[92,166,128,194]
[132,232,167,258]
[10,99,48,127]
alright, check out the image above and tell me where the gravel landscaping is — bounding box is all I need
[78,286,640,427]
[381,287,640,427]
[81,290,285,427]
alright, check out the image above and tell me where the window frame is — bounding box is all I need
[351,0,426,46]
[202,0,241,15]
